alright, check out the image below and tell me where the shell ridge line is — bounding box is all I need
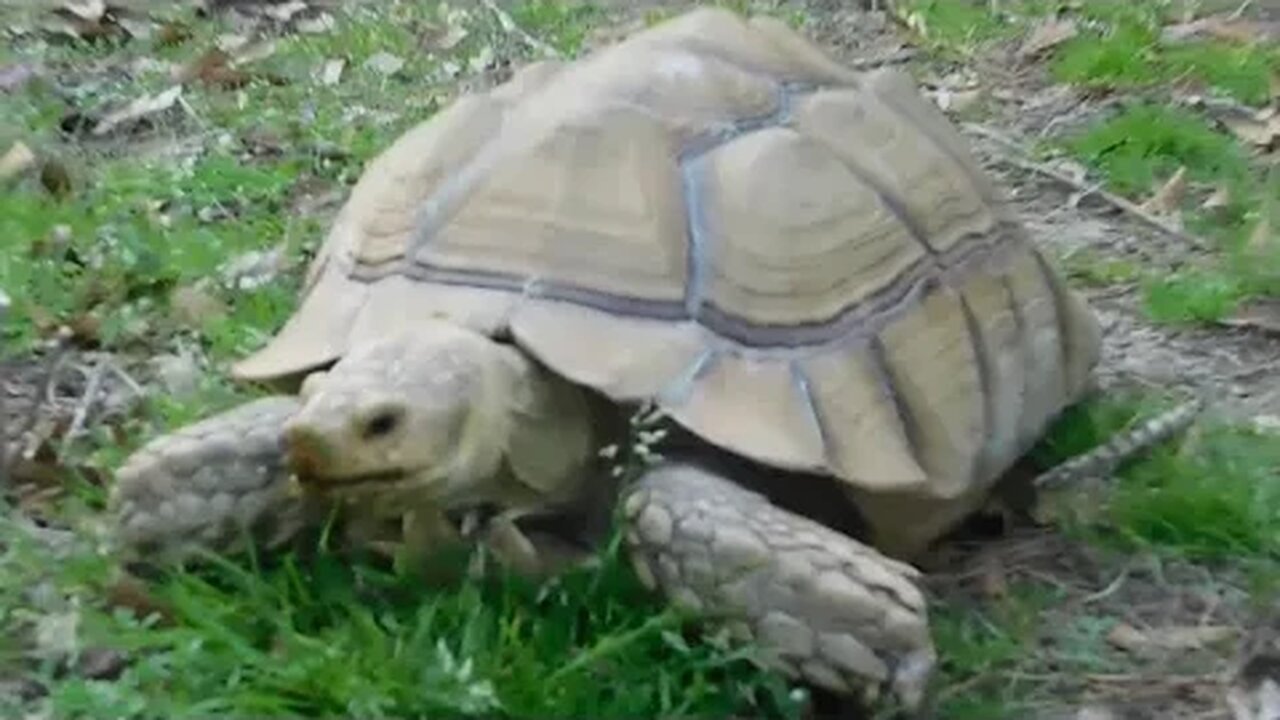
[791,359,835,469]
[791,119,942,259]
[657,347,717,408]
[681,82,807,318]
[957,292,995,478]
[867,334,925,465]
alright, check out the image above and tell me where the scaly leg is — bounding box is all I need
[621,462,936,711]
[109,396,315,564]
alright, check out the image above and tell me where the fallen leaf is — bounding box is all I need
[1163,14,1280,44]
[1107,622,1237,656]
[233,39,278,66]
[91,84,182,136]
[296,12,335,34]
[154,20,193,47]
[931,87,983,113]
[169,282,227,327]
[1139,166,1188,215]
[421,19,469,52]
[47,0,131,43]
[319,57,345,86]
[215,33,251,52]
[39,159,73,198]
[365,51,405,77]
[59,0,105,21]
[978,555,1008,600]
[220,245,287,290]
[152,352,202,397]
[1201,184,1232,210]
[32,609,81,662]
[263,0,307,22]
[76,647,127,680]
[1222,298,1280,334]
[174,47,250,88]
[0,62,40,92]
[468,44,495,74]
[0,141,37,183]
[1222,107,1280,149]
[104,573,175,626]
[1018,17,1078,59]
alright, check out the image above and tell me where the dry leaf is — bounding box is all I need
[1222,298,1280,335]
[174,48,250,88]
[60,0,106,21]
[1107,622,1236,656]
[169,282,227,327]
[32,609,81,662]
[154,21,193,47]
[0,141,36,182]
[365,51,405,77]
[978,555,1008,600]
[931,87,983,113]
[1202,184,1231,210]
[104,573,175,626]
[91,84,182,136]
[220,245,287,290]
[263,0,308,22]
[48,0,130,42]
[1139,166,1188,215]
[0,62,40,93]
[1018,17,1078,59]
[1163,15,1280,44]
[39,159,72,198]
[296,13,335,34]
[1223,108,1280,149]
[319,58,345,86]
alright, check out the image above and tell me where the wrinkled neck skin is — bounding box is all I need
[281,320,596,528]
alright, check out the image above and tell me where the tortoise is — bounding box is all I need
[106,7,1199,711]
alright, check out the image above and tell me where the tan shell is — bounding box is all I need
[231,8,1101,556]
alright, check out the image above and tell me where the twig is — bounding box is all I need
[59,357,107,456]
[849,47,920,70]
[961,122,1209,250]
[102,356,145,399]
[479,0,561,59]
[14,330,74,468]
[1082,565,1131,605]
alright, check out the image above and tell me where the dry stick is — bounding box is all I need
[0,290,8,490]
[59,358,107,456]
[961,122,1209,250]
[849,47,920,70]
[479,0,561,59]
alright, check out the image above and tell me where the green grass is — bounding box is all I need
[3,1,1280,719]
[1056,102,1276,322]
[0,520,800,720]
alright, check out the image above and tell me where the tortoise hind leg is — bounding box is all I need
[109,396,314,564]
[620,462,936,712]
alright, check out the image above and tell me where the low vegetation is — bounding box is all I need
[1,1,1277,718]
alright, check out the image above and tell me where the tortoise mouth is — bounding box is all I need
[296,469,407,488]
[291,465,438,495]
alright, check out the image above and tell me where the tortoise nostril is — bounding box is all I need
[283,426,326,476]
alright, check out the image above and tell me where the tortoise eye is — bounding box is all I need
[362,409,402,439]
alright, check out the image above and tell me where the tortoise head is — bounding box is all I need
[281,322,508,500]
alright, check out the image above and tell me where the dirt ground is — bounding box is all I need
[2,2,1278,719]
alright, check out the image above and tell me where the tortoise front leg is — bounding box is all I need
[109,396,316,564]
[620,462,936,712]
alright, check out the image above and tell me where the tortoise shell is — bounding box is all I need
[232,8,1101,556]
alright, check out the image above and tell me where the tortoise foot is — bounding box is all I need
[621,462,936,712]
[109,396,310,563]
